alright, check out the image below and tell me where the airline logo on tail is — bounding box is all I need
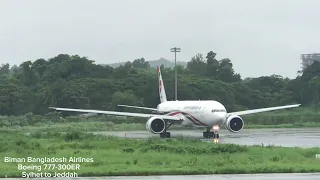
[159,80,163,93]
[157,66,167,103]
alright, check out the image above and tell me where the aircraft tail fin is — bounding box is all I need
[157,66,167,103]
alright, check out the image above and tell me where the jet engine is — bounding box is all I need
[225,115,244,133]
[146,117,166,134]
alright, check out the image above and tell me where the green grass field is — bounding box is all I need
[1,130,320,177]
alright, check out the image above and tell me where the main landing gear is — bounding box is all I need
[159,122,173,138]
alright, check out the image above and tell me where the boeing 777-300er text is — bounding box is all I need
[50,66,301,138]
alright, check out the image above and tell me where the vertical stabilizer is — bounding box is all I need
[157,66,167,103]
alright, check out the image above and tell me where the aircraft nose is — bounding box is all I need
[218,112,227,119]
[210,106,227,124]
[216,112,227,123]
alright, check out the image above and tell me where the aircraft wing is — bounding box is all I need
[227,104,301,116]
[117,104,157,111]
[49,107,181,121]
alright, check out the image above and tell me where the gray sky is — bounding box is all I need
[1,0,319,78]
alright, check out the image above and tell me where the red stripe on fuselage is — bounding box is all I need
[186,113,208,126]
[168,111,200,125]
[167,111,208,126]
[168,111,180,116]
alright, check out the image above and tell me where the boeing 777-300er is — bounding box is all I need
[50,66,301,138]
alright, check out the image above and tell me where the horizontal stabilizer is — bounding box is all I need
[117,104,157,111]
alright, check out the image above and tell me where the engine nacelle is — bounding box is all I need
[225,115,244,133]
[146,117,166,134]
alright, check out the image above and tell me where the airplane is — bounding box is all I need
[49,66,301,138]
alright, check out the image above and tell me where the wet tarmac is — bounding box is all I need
[6,173,320,180]
[93,128,320,148]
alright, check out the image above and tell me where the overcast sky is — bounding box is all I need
[1,0,319,78]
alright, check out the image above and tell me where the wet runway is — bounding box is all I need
[7,173,320,180]
[94,128,320,148]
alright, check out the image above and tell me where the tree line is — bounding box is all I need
[0,51,319,116]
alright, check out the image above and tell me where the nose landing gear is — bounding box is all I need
[203,125,220,143]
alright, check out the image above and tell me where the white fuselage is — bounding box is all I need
[157,100,227,127]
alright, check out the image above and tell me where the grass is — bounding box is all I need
[1,121,145,133]
[245,122,320,129]
[1,130,320,177]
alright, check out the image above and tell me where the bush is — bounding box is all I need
[64,131,84,141]
[141,144,187,154]
[122,147,135,153]
[140,143,247,155]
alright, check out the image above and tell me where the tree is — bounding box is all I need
[187,53,206,76]
[0,52,309,116]
[111,90,144,110]
[0,79,33,115]
[206,51,219,77]
[0,63,10,75]
[132,58,150,68]
[216,58,241,83]
[32,59,47,78]
[308,76,320,108]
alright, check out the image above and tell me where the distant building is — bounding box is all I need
[301,53,320,70]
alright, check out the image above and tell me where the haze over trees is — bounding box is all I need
[0,51,319,116]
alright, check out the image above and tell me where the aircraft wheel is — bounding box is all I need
[160,132,171,138]
[203,132,209,138]
[212,133,216,138]
[203,132,215,138]
[216,133,219,139]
